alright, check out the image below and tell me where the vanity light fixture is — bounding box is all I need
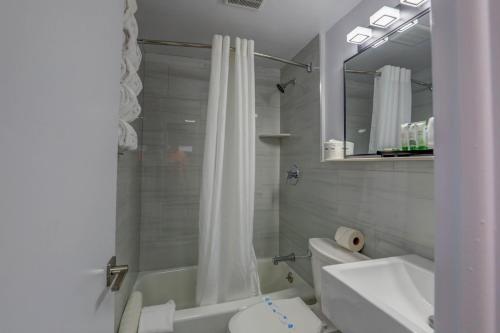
[372,37,389,48]
[398,19,419,32]
[370,6,400,28]
[400,0,429,7]
[346,26,373,45]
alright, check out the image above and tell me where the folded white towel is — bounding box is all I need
[119,84,141,122]
[124,42,142,70]
[124,0,138,16]
[123,14,138,45]
[118,120,138,151]
[121,57,128,82]
[138,300,176,333]
[122,58,143,95]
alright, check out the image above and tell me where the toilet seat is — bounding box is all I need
[228,297,322,333]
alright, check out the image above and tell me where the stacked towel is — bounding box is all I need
[118,120,138,151]
[118,0,141,153]
[122,58,143,95]
[124,43,142,70]
[138,300,176,333]
[119,84,141,122]
[125,0,138,16]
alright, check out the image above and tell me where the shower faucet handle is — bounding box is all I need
[286,164,300,185]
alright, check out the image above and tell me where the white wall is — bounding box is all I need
[0,1,122,332]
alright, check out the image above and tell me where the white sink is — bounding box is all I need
[321,255,434,333]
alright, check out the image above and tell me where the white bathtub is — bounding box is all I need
[133,259,315,333]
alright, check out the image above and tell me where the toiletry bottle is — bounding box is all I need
[409,123,418,150]
[416,121,427,150]
[400,123,410,151]
[427,117,435,149]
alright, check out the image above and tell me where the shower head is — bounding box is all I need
[277,79,296,94]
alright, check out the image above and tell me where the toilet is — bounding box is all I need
[228,238,370,333]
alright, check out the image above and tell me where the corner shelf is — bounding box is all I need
[258,133,291,139]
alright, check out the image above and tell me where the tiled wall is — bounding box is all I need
[139,53,281,271]
[279,36,435,285]
[115,118,142,329]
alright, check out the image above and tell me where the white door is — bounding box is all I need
[0,1,123,332]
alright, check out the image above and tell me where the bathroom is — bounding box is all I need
[1,0,498,332]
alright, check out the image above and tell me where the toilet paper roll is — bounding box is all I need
[334,226,365,252]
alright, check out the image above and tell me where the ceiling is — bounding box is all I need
[136,0,362,66]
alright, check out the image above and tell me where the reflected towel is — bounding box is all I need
[138,300,176,333]
[118,120,138,151]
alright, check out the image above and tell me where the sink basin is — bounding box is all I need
[321,255,434,333]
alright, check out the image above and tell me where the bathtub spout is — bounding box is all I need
[272,250,312,265]
[272,253,296,265]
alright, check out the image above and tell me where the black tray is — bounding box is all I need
[377,149,434,157]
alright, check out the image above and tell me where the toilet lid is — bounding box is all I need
[228,297,322,333]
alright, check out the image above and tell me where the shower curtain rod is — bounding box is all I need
[138,38,313,73]
[345,69,433,91]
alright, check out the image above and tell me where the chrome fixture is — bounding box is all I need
[272,250,312,265]
[285,272,294,284]
[286,164,300,185]
[276,79,296,93]
[138,39,312,72]
[106,256,129,292]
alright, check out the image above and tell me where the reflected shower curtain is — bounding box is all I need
[369,65,412,153]
[196,35,261,306]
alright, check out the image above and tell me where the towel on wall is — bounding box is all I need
[124,42,142,70]
[118,120,138,151]
[122,58,143,95]
[125,0,138,16]
[138,300,176,333]
[123,14,138,45]
[119,84,141,122]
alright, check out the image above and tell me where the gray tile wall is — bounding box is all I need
[115,118,142,329]
[279,37,435,285]
[139,53,281,271]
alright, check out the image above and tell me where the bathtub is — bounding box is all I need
[133,258,315,333]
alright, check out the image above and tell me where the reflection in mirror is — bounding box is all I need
[344,11,433,157]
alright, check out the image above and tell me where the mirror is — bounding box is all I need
[344,11,433,157]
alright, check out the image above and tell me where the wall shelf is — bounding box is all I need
[323,155,434,162]
[258,134,291,139]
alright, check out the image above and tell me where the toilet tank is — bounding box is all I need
[309,238,369,302]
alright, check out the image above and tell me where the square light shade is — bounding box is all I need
[346,26,373,45]
[370,6,400,28]
[400,0,429,7]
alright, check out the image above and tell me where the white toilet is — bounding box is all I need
[228,238,370,333]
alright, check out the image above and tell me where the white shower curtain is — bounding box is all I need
[369,65,412,153]
[196,35,261,306]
